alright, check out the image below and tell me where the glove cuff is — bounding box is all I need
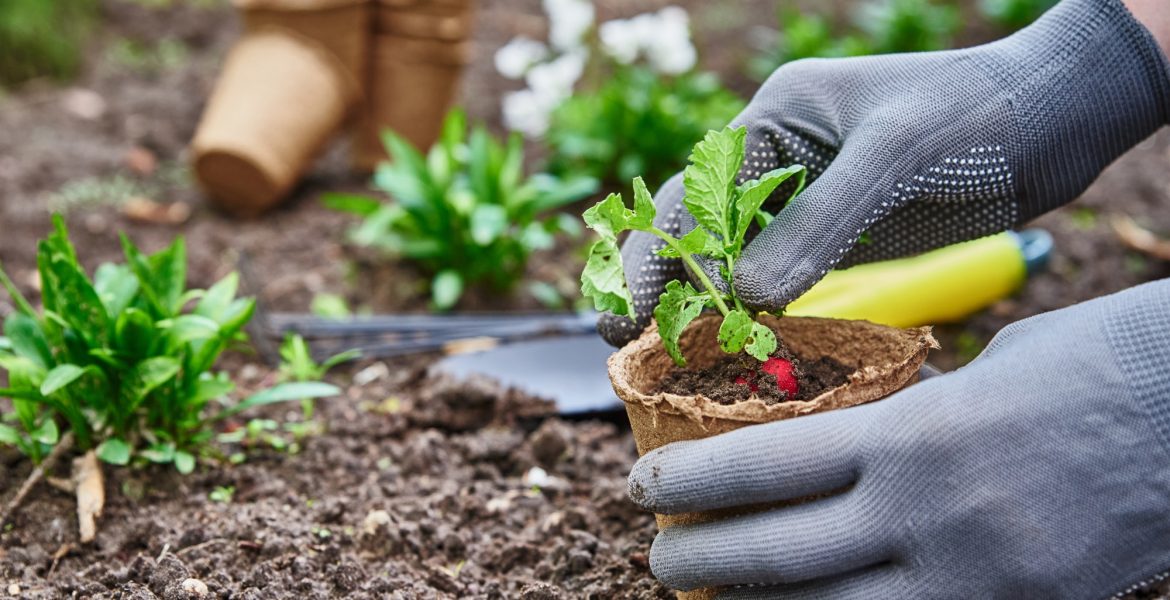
[978,0,1170,219]
[1104,278,1170,452]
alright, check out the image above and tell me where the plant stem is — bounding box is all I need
[649,227,731,317]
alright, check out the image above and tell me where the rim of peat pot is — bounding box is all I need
[609,313,938,457]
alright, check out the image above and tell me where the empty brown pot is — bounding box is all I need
[234,0,369,90]
[190,28,360,216]
[608,314,937,600]
[351,0,474,171]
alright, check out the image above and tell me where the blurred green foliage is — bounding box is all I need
[547,67,745,192]
[750,0,962,81]
[0,0,97,87]
[978,0,1059,29]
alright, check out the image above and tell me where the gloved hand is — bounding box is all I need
[627,278,1170,599]
[599,0,1170,347]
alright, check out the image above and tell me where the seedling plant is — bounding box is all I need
[581,126,806,393]
[0,216,338,474]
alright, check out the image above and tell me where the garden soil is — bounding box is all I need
[653,343,852,405]
[2,0,1170,598]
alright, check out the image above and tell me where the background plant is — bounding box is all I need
[325,109,597,310]
[277,333,359,420]
[749,0,959,81]
[495,4,745,190]
[0,216,337,472]
[0,0,97,87]
[978,0,1058,30]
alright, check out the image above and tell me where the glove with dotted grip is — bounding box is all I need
[599,0,1170,348]
[629,278,1170,599]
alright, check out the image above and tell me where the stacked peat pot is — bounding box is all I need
[190,0,474,216]
[352,0,474,171]
[609,314,938,600]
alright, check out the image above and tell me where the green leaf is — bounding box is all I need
[217,382,341,420]
[431,270,463,311]
[4,313,52,369]
[628,177,656,230]
[470,205,508,245]
[654,280,706,366]
[0,261,36,317]
[115,307,155,359]
[174,451,196,474]
[38,250,109,346]
[195,272,239,323]
[0,423,21,446]
[580,239,634,318]
[97,438,131,465]
[190,374,235,406]
[164,314,222,343]
[582,193,635,242]
[310,293,351,319]
[320,349,362,372]
[40,364,88,396]
[744,323,778,362]
[683,126,746,240]
[139,442,175,463]
[718,310,776,361]
[657,228,724,259]
[322,193,383,217]
[93,263,140,319]
[148,237,187,314]
[122,357,180,407]
[30,418,59,445]
[733,165,804,246]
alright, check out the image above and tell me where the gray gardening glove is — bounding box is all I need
[599,0,1170,347]
[627,278,1170,599]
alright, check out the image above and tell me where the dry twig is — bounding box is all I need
[1113,215,1170,261]
[0,432,75,528]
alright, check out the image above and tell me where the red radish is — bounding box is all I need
[761,357,799,398]
[734,375,758,392]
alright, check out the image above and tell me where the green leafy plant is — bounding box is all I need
[325,108,597,310]
[547,67,745,191]
[277,333,359,419]
[747,10,870,81]
[209,485,234,503]
[0,216,339,472]
[978,0,1057,30]
[0,0,97,87]
[749,0,959,81]
[581,126,805,366]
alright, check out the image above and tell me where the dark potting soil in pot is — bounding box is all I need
[653,339,853,405]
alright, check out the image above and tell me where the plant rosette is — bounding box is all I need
[581,127,937,599]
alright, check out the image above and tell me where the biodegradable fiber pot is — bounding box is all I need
[233,0,370,88]
[609,314,937,600]
[351,0,474,171]
[190,28,360,216]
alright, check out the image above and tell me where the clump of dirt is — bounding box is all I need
[654,340,853,405]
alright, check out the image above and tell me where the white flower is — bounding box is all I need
[525,50,586,101]
[494,36,548,79]
[502,89,555,138]
[644,6,696,74]
[598,18,639,64]
[646,36,696,74]
[544,0,594,51]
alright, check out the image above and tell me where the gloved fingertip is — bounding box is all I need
[733,261,823,312]
[598,313,645,348]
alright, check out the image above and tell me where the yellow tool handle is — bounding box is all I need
[785,232,1027,328]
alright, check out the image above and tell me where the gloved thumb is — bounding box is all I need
[733,144,893,311]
